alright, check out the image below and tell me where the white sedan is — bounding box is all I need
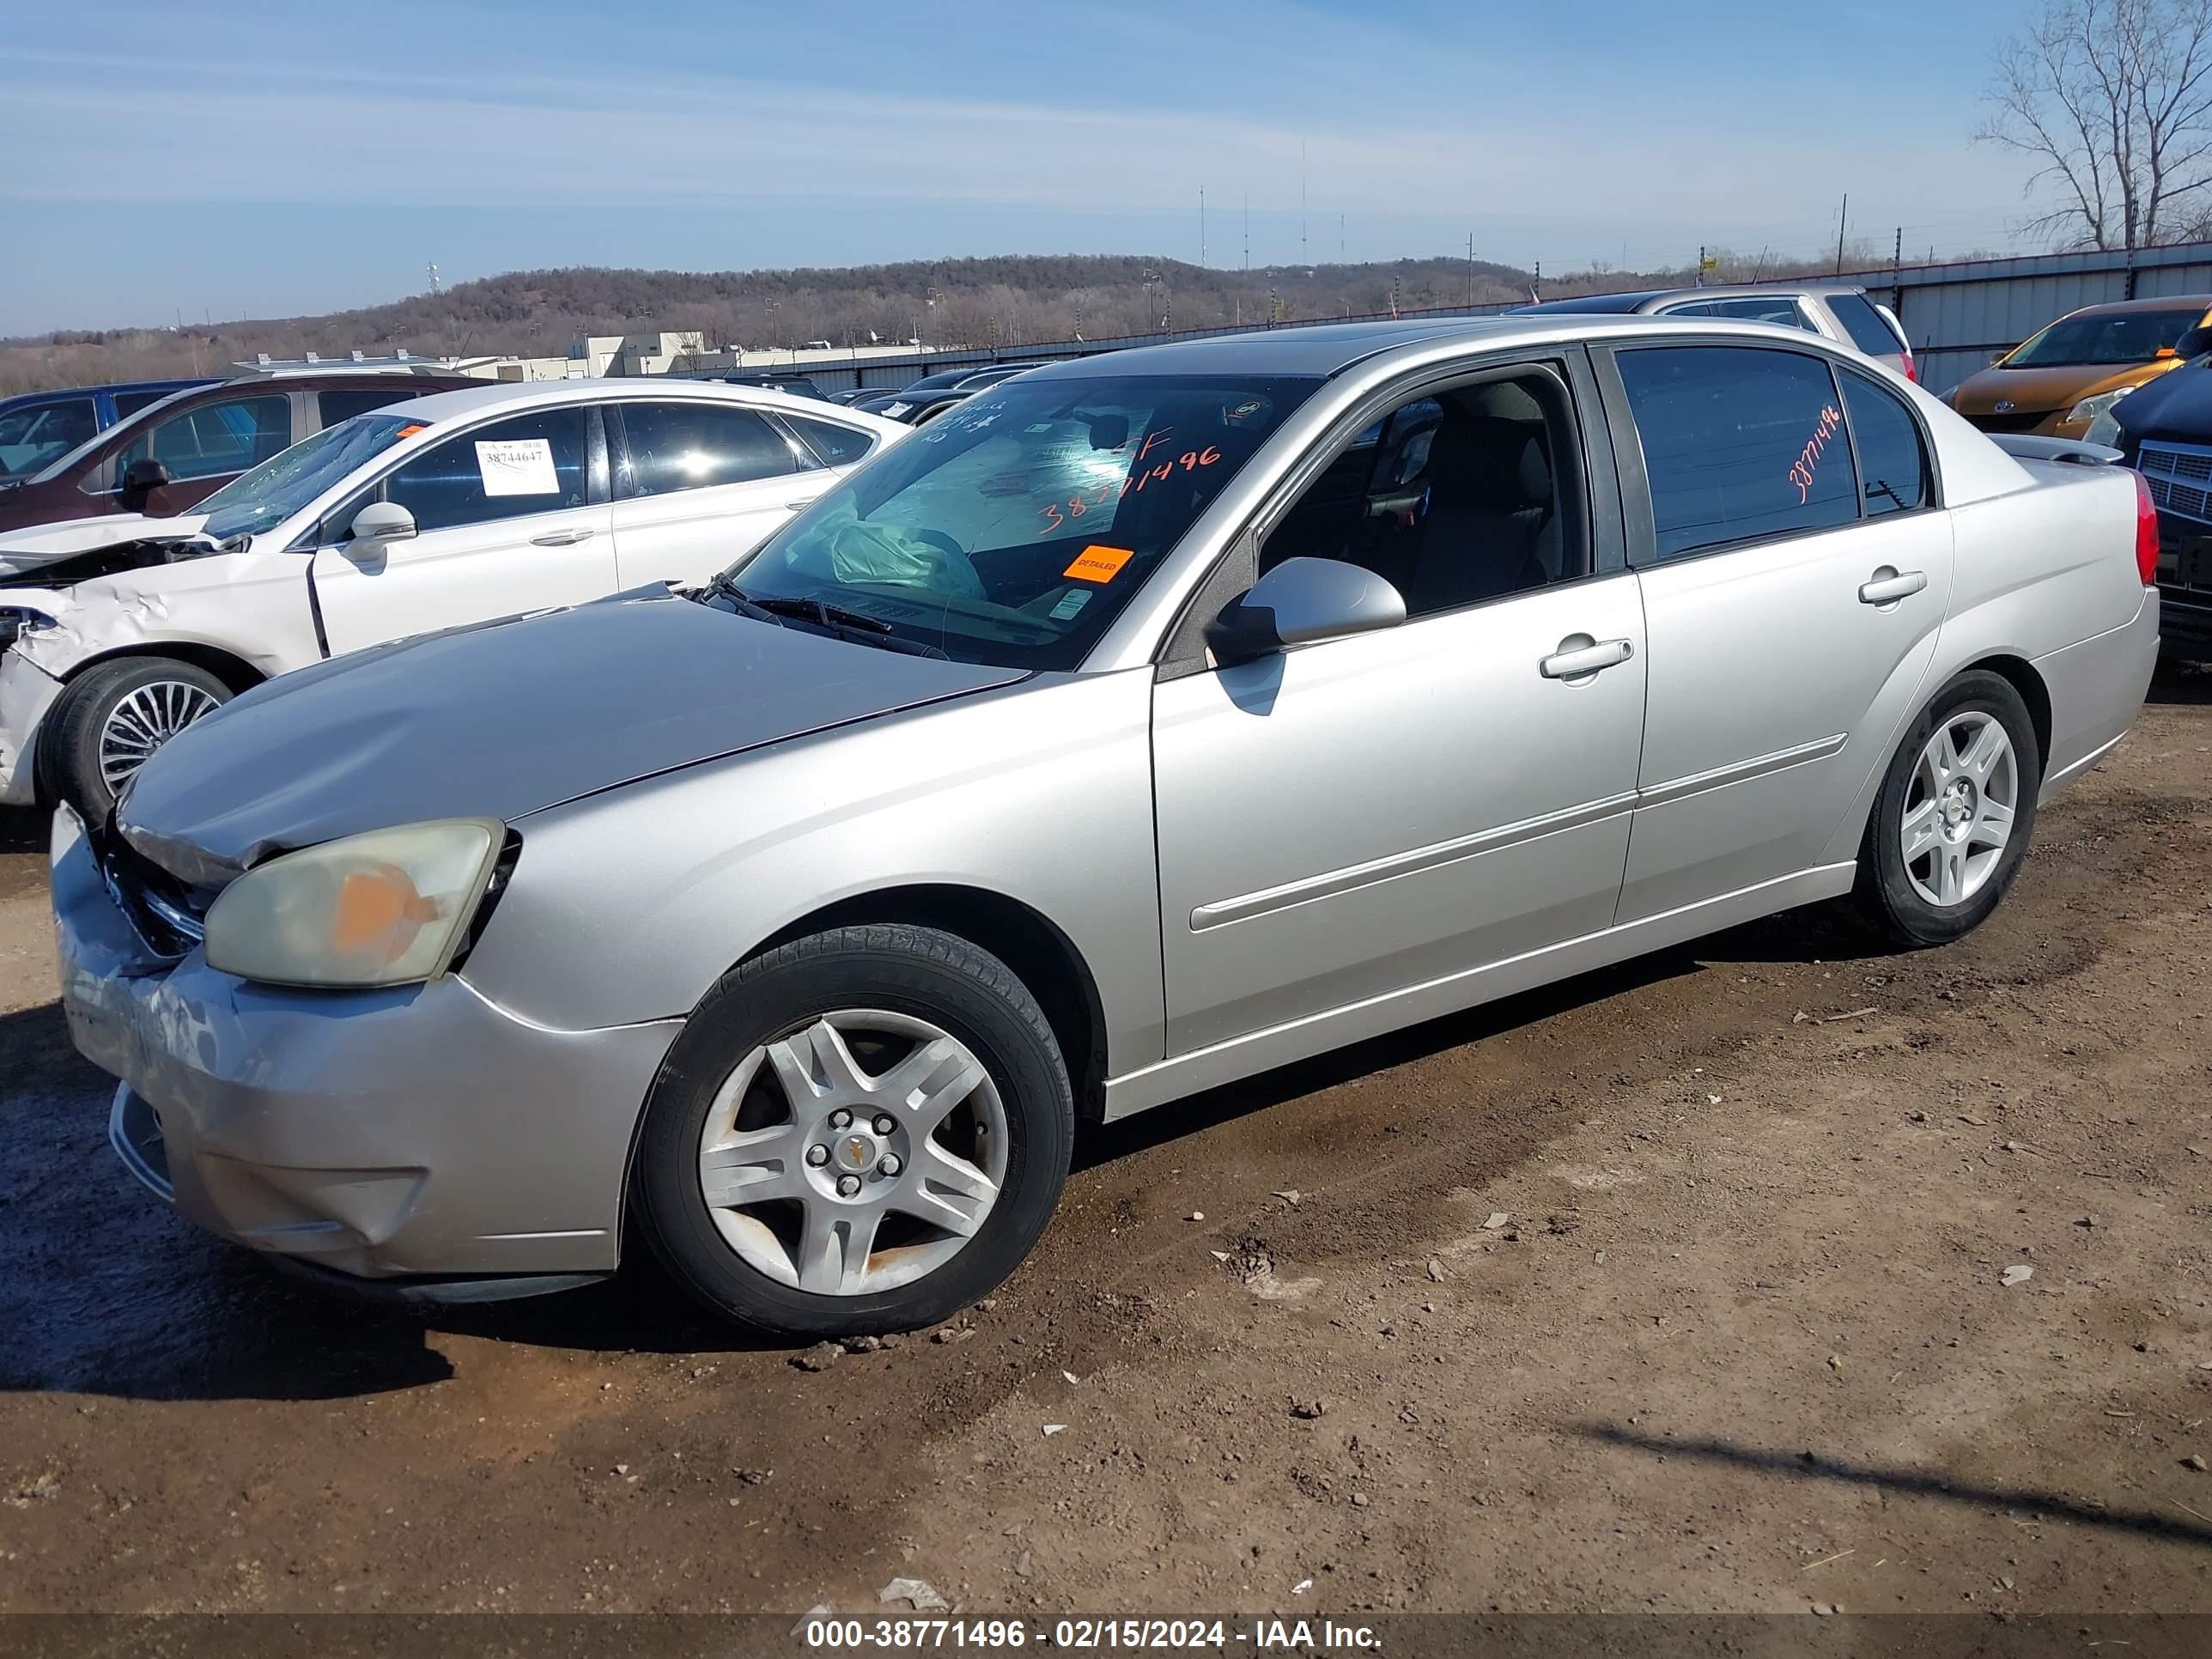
[0,380,905,812]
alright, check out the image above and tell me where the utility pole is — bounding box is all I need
[1697,246,1705,288]
[1467,233,1475,308]
[1833,193,1848,276]
[1300,141,1308,263]
[1339,213,1345,262]
[1200,186,1206,269]
[1243,193,1249,271]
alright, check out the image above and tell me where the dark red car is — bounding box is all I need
[0,371,476,535]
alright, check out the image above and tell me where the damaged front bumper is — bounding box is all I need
[0,645,64,806]
[52,805,683,1294]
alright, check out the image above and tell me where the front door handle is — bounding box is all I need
[783,500,815,511]
[1540,635,1635,680]
[530,526,596,547]
[1858,567,1927,605]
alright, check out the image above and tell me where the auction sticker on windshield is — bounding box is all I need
[1065,544,1134,581]
[476,438,560,496]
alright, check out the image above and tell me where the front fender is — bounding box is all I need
[459,670,1167,1078]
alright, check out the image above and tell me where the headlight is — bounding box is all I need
[2067,386,2135,426]
[203,817,505,988]
[0,606,57,649]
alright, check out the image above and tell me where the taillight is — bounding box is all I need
[1902,352,1917,383]
[2132,468,2160,585]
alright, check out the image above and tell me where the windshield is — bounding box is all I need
[2006,308,2204,368]
[25,384,200,483]
[722,373,1321,669]
[198,413,423,542]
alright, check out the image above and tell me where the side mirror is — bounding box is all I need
[1205,556,1407,665]
[347,501,417,548]
[119,457,170,511]
[2176,325,2212,362]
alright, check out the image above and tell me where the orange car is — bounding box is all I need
[1945,295,2212,440]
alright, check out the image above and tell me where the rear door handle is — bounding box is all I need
[1858,567,1926,605]
[1540,635,1635,680]
[530,526,596,547]
[783,499,815,511]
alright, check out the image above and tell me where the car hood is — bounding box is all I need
[1949,361,2171,416]
[117,586,1026,888]
[2113,356,2212,445]
[0,513,207,574]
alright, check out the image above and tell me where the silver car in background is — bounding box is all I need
[1517,282,1917,380]
[53,315,2159,1338]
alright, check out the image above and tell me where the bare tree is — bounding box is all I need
[1980,0,2212,249]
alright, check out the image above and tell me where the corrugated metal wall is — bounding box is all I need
[787,241,2212,399]
[1838,241,2212,395]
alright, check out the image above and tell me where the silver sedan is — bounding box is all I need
[54,315,2160,1337]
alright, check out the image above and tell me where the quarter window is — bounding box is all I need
[115,394,292,484]
[1261,371,1583,617]
[615,402,795,497]
[1618,346,1859,562]
[783,415,877,467]
[1826,291,1908,357]
[1838,367,1930,517]
[382,409,588,532]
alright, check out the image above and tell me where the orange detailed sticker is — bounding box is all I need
[396,422,429,438]
[1064,544,1136,582]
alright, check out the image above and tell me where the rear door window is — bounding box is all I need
[1825,292,1907,356]
[612,401,796,497]
[1704,296,1814,331]
[112,389,173,418]
[1617,345,1860,562]
[382,408,588,532]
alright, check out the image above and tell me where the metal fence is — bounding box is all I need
[785,240,2212,400]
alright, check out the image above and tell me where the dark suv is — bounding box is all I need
[0,370,475,534]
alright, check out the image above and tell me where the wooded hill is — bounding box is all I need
[2,243,1917,397]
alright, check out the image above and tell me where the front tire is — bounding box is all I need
[633,924,1074,1338]
[40,657,231,819]
[1853,670,2041,947]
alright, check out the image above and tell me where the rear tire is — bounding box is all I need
[40,657,231,821]
[633,924,1074,1339]
[1853,670,2041,947]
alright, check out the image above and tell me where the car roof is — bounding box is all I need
[1519,283,1867,317]
[377,375,902,428]
[0,377,212,405]
[2054,294,2212,317]
[1015,317,1598,379]
[1018,312,1897,383]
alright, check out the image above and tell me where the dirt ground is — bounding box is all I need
[1,680,2209,1620]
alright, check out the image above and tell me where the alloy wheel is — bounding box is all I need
[97,680,223,794]
[1900,709,2019,908]
[696,1008,1008,1296]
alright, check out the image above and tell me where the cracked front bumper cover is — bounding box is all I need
[0,646,63,805]
[53,805,684,1285]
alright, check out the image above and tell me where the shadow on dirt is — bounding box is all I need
[1575,1422,2212,1552]
[2149,658,2212,707]
[0,898,1896,1404]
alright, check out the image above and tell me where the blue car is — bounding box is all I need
[0,379,216,483]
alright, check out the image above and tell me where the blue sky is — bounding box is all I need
[3,0,2043,334]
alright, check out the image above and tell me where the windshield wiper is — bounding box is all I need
[704,580,949,658]
[745,594,898,635]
